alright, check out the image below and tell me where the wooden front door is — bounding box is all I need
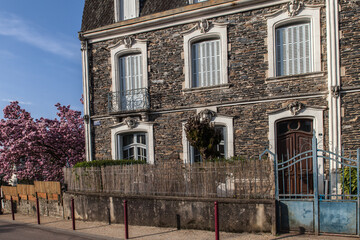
[276,119,313,195]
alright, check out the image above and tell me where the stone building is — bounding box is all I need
[79,0,359,168]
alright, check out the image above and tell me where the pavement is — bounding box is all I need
[0,213,356,240]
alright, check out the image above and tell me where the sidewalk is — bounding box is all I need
[0,213,354,240]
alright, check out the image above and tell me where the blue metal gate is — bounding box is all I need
[262,135,360,235]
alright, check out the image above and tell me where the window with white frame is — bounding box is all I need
[191,0,208,3]
[276,22,311,76]
[117,132,147,161]
[110,40,148,112]
[114,0,139,22]
[111,121,154,164]
[191,39,221,88]
[190,125,226,162]
[182,114,233,164]
[266,7,321,78]
[183,22,228,89]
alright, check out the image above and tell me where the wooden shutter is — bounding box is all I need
[276,23,311,76]
[191,39,220,87]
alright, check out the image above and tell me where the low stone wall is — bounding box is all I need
[1,198,64,218]
[63,192,275,233]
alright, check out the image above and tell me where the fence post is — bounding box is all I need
[312,135,319,235]
[71,198,75,230]
[124,200,128,239]
[11,196,15,220]
[215,201,219,240]
[36,193,40,225]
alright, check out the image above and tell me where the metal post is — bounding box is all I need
[312,135,319,235]
[124,200,128,239]
[11,196,15,220]
[357,149,359,237]
[36,194,40,225]
[71,198,75,230]
[215,201,219,240]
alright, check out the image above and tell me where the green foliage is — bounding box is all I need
[341,166,358,197]
[184,115,221,161]
[74,159,146,168]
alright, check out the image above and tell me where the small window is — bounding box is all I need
[276,23,312,76]
[115,0,139,21]
[118,133,147,161]
[193,0,208,3]
[190,125,226,162]
[191,39,221,88]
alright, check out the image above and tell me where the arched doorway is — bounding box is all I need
[276,119,314,195]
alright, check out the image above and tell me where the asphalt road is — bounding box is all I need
[0,219,105,240]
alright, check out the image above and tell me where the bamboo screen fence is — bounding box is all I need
[64,159,274,199]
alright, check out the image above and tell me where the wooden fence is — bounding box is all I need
[1,181,61,201]
[64,159,274,199]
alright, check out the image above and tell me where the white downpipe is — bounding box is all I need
[81,40,93,162]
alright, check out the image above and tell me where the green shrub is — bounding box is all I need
[74,159,146,168]
[341,166,358,197]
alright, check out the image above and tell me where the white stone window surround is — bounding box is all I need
[114,0,140,22]
[268,106,324,192]
[266,6,321,78]
[183,23,228,90]
[110,39,148,93]
[189,0,208,4]
[182,114,234,164]
[111,121,155,164]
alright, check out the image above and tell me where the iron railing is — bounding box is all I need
[108,88,149,113]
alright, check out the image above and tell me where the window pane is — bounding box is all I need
[122,134,134,147]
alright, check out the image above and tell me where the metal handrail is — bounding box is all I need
[108,88,149,113]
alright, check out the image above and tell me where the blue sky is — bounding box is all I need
[0,0,85,119]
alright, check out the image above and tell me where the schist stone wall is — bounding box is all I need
[339,0,360,150]
[86,0,360,161]
[63,192,275,233]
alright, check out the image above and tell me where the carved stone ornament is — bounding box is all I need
[285,0,304,17]
[80,41,88,51]
[124,117,138,129]
[198,19,210,33]
[287,101,304,115]
[331,86,340,98]
[124,37,134,49]
[198,109,216,122]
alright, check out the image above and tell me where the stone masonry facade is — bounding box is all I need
[80,0,359,163]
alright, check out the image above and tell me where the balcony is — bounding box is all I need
[108,88,149,113]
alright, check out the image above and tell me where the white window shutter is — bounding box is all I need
[276,23,311,76]
[191,39,220,87]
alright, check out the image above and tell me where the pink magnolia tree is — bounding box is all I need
[0,101,85,182]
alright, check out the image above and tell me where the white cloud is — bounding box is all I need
[0,12,79,60]
[1,99,32,105]
[0,49,17,59]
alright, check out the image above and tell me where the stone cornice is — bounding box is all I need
[80,0,289,43]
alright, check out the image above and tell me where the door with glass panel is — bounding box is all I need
[119,54,143,111]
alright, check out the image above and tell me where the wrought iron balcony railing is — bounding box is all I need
[108,88,149,113]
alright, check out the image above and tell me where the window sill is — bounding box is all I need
[266,72,325,83]
[182,83,231,94]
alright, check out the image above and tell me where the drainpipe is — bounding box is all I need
[326,0,341,179]
[80,38,93,162]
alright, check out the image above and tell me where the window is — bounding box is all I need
[192,0,208,3]
[114,0,139,22]
[276,23,311,76]
[191,39,221,87]
[117,133,147,161]
[266,7,321,78]
[111,121,154,164]
[119,53,145,110]
[190,125,226,162]
[183,22,228,89]
[110,40,148,112]
[182,114,234,164]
